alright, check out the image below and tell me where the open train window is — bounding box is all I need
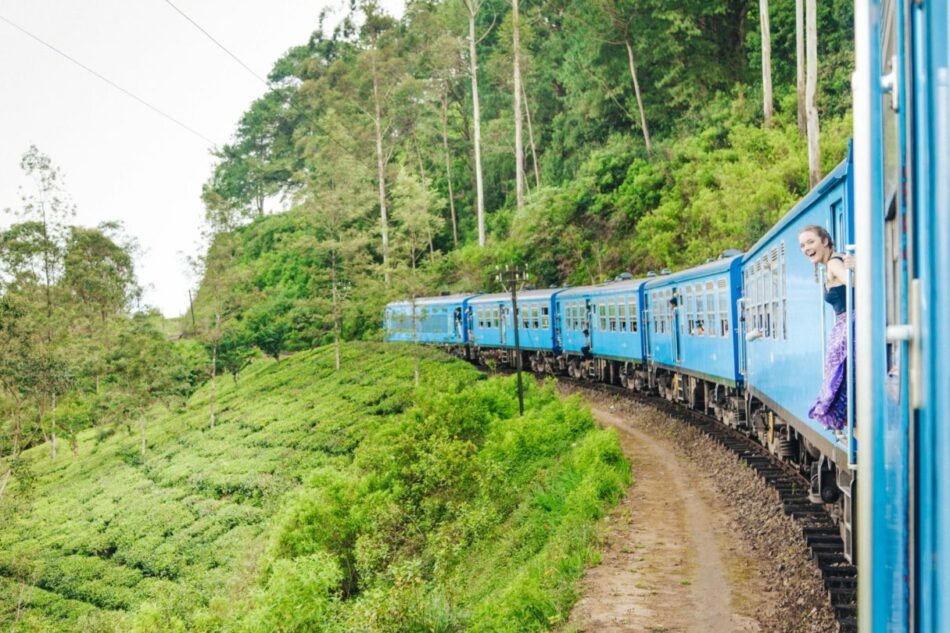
[541,305,549,329]
[629,297,638,332]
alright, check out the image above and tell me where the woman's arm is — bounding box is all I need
[827,256,855,285]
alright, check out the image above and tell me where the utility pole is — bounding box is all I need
[497,265,529,415]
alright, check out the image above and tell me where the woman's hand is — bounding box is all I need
[842,254,855,271]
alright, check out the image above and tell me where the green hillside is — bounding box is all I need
[0,343,627,632]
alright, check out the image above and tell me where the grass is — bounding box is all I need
[0,343,629,632]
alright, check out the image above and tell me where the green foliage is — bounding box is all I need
[0,344,627,632]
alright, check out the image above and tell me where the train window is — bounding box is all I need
[490,307,497,328]
[629,297,638,332]
[521,305,529,329]
[695,284,705,336]
[718,279,729,335]
[541,305,549,329]
[685,285,694,335]
[598,302,607,331]
[651,292,658,333]
[531,304,540,329]
[608,300,617,331]
[769,246,781,339]
[618,298,627,332]
[706,281,717,336]
[780,242,787,340]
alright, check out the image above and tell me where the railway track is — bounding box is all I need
[482,364,858,632]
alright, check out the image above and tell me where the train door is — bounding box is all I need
[499,304,508,346]
[855,0,912,629]
[584,299,593,352]
[672,287,683,365]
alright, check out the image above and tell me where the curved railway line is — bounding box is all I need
[483,362,857,632]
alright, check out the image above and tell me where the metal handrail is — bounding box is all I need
[818,263,827,367]
[736,298,747,376]
[845,245,857,469]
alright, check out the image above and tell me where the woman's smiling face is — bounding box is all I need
[799,229,828,264]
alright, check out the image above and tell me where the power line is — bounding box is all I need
[0,13,217,146]
[162,0,269,86]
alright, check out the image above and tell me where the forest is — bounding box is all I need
[0,0,854,629]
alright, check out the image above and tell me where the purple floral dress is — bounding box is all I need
[808,283,851,431]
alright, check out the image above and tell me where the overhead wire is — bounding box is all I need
[162,0,269,87]
[0,13,217,146]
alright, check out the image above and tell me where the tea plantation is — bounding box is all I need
[0,343,628,632]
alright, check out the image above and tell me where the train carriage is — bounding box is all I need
[555,278,648,385]
[738,155,855,559]
[641,256,743,416]
[467,289,561,368]
[383,294,478,345]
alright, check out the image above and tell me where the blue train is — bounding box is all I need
[385,1,948,630]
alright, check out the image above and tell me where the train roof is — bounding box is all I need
[744,156,850,261]
[385,293,479,309]
[642,255,741,289]
[468,288,562,304]
[556,277,649,299]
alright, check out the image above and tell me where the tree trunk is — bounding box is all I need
[759,0,774,125]
[370,44,391,285]
[465,3,487,246]
[0,465,11,504]
[332,268,341,372]
[440,92,459,246]
[521,78,541,188]
[512,0,525,210]
[795,0,806,136]
[50,391,57,460]
[805,0,821,187]
[624,37,652,153]
[209,346,217,430]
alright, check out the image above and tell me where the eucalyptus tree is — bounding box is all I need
[461,0,490,246]
[512,0,525,209]
[2,146,75,459]
[759,0,774,125]
[805,0,821,186]
[391,168,445,385]
[295,110,376,371]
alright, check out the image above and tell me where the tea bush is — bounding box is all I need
[0,344,627,632]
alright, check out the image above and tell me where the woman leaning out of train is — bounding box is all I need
[798,225,856,436]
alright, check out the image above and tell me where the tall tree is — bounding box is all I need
[795,0,806,135]
[461,0,489,246]
[805,0,821,186]
[3,146,75,459]
[759,0,774,125]
[512,0,525,209]
[360,1,401,285]
[296,111,375,371]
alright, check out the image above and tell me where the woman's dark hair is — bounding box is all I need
[800,224,835,282]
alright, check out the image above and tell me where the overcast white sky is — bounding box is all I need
[0,0,404,317]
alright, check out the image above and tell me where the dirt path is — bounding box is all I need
[566,402,763,633]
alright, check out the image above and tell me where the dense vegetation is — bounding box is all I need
[0,343,627,631]
[189,0,855,359]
